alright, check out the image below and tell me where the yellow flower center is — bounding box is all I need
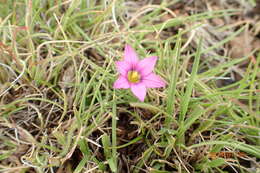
[127,71,140,83]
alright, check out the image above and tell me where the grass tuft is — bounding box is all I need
[0,0,260,172]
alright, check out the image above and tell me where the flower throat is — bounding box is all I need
[127,71,140,83]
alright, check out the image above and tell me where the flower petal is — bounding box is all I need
[113,76,130,89]
[124,44,139,64]
[137,56,157,76]
[115,61,131,76]
[142,73,166,88]
[130,83,147,101]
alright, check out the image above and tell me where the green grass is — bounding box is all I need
[0,0,260,173]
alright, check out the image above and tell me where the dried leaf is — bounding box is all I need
[230,32,259,59]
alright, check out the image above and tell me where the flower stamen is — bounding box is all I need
[127,71,140,83]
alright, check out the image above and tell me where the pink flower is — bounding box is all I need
[113,44,166,101]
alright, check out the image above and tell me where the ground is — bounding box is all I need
[0,0,260,173]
